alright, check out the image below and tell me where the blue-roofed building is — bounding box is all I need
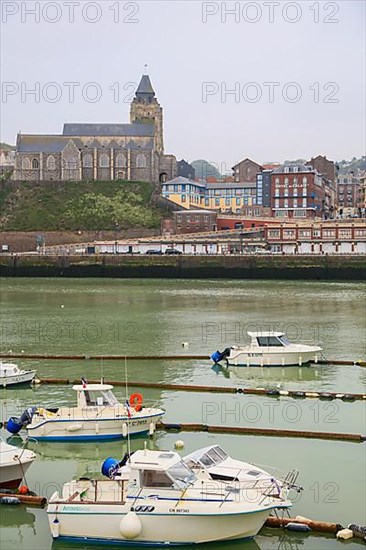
[14,75,177,183]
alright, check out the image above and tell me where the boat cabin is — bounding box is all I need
[128,450,197,490]
[247,332,290,348]
[72,384,119,408]
[0,363,21,375]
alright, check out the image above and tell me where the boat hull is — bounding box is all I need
[0,370,36,387]
[26,412,163,441]
[47,504,273,545]
[227,348,321,367]
[0,458,35,489]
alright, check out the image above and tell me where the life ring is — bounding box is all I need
[129,393,143,412]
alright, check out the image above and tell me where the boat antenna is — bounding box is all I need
[101,355,104,384]
[125,356,131,461]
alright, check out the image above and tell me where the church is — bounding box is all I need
[13,75,177,184]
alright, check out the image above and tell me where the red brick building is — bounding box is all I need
[232,158,262,183]
[271,163,335,220]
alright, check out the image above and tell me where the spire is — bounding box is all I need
[135,74,155,102]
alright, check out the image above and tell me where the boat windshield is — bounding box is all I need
[167,460,197,488]
[279,335,290,346]
[257,336,284,347]
[140,461,196,490]
[84,390,118,406]
[196,446,228,468]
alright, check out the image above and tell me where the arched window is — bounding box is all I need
[83,153,93,168]
[115,153,127,168]
[136,153,147,168]
[64,157,78,170]
[22,158,31,170]
[284,177,289,185]
[303,176,308,185]
[99,153,110,168]
[46,155,56,170]
[32,158,39,169]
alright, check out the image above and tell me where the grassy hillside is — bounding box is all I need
[0,180,164,231]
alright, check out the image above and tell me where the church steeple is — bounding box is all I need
[135,74,155,102]
[130,74,164,155]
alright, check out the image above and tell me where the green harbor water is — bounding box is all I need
[0,278,365,550]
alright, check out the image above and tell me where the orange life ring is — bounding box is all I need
[129,393,143,412]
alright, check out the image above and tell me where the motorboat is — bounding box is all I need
[0,438,36,489]
[183,444,301,499]
[47,447,292,545]
[6,382,164,442]
[0,361,37,387]
[211,331,322,367]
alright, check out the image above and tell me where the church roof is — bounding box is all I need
[63,123,154,137]
[135,74,155,98]
[17,135,84,153]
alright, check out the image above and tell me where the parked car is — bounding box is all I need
[145,249,163,255]
[165,248,182,255]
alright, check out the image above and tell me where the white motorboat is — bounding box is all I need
[211,331,322,367]
[6,382,164,442]
[47,447,292,545]
[183,444,301,499]
[0,362,37,387]
[0,438,36,489]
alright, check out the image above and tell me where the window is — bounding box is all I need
[293,177,298,185]
[182,195,186,203]
[302,177,308,185]
[215,198,220,206]
[83,153,93,168]
[313,229,321,237]
[32,158,39,169]
[302,198,307,207]
[275,199,279,208]
[293,209,306,218]
[236,198,241,206]
[299,229,311,238]
[275,177,280,185]
[46,155,56,170]
[283,229,296,239]
[141,470,173,488]
[293,198,298,208]
[355,229,366,237]
[268,229,280,238]
[136,154,147,168]
[257,337,284,347]
[99,153,110,168]
[284,199,289,208]
[323,229,335,238]
[176,215,182,222]
[284,177,289,185]
[339,229,352,239]
[115,153,126,168]
[22,158,31,170]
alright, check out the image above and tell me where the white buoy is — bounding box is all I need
[336,529,354,540]
[299,356,302,366]
[181,342,189,348]
[149,422,155,436]
[174,440,185,449]
[122,423,128,438]
[60,305,64,308]
[314,355,318,364]
[119,511,142,539]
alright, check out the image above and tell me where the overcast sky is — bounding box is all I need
[1,0,365,169]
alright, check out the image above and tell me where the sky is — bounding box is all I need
[1,0,365,170]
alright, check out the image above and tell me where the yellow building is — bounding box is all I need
[161,177,258,213]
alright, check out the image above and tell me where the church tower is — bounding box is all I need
[130,75,164,155]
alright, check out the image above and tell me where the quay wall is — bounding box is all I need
[0,254,365,280]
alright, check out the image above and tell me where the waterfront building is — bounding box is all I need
[265,221,366,254]
[270,163,334,220]
[336,172,362,217]
[174,210,217,234]
[13,75,177,184]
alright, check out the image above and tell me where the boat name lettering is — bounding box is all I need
[248,353,263,357]
[130,420,147,426]
[169,508,190,513]
[61,505,91,512]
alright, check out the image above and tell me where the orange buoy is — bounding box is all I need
[129,393,143,412]
[18,485,29,495]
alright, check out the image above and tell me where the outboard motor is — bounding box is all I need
[211,347,232,364]
[7,407,36,435]
[101,457,120,479]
